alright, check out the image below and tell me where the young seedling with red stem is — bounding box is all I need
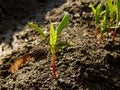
[100,5,109,44]
[90,1,104,37]
[112,0,120,41]
[28,14,70,79]
[106,0,116,35]
[91,0,120,43]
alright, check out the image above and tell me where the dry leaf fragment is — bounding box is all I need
[0,60,3,65]
[9,48,45,73]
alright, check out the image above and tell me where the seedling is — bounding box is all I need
[107,0,116,24]
[90,1,104,37]
[100,5,109,44]
[112,0,120,41]
[28,14,70,79]
[91,0,120,43]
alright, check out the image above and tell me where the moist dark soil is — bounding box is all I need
[0,0,120,90]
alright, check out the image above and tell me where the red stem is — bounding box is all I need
[112,28,117,41]
[99,34,103,44]
[51,54,57,79]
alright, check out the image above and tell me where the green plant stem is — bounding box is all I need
[51,53,57,79]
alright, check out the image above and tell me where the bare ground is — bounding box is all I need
[0,0,120,90]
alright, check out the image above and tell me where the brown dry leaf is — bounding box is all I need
[9,48,46,73]
[0,60,3,65]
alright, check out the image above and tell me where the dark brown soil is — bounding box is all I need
[0,0,120,90]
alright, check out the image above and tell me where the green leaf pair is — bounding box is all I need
[50,14,70,53]
[90,1,104,24]
[28,14,70,54]
[107,0,116,22]
[100,5,109,34]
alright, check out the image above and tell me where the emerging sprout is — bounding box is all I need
[112,0,120,41]
[28,14,70,79]
[100,5,109,44]
[90,0,104,37]
[91,0,120,43]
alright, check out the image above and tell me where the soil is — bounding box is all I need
[0,0,120,90]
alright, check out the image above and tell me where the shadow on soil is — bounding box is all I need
[0,0,66,44]
[73,54,120,90]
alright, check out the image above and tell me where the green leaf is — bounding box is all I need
[90,3,96,15]
[95,0,103,24]
[116,0,120,21]
[90,1,103,24]
[50,22,57,46]
[56,14,70,39]
[55,42,71,50]
[100,11,105,17]
[28,22,46,39]
[107,0,116,21]
[100,5,109,34]
[107,0,112,9]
